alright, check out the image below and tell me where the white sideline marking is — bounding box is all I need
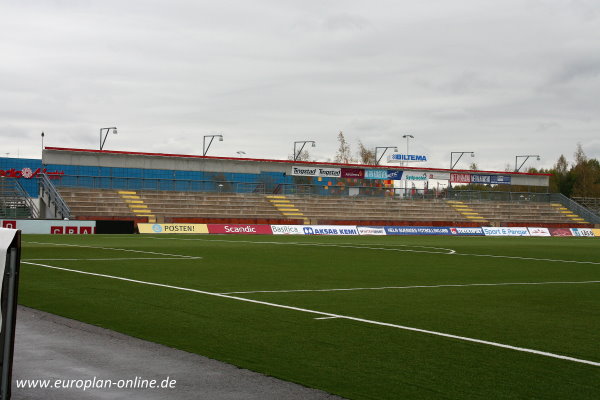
[24,241,202,259]
[221,280,600,295]
[22,261,600,368]
[142,237,457,255]
[23,258,192,261]
[314,316,341,320]
[137,237,600,265]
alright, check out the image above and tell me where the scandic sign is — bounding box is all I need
[208,224,273,234]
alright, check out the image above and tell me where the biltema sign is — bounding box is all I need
[291,166,341,178]
[388,153,427,162]
[450,173,471,183]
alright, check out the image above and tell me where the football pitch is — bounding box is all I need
[18,234,600,399]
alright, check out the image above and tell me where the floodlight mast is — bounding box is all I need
[515,155,541,172]
[99,127,118,151]
[450,151,475,169]
[375,146,398,165]
[203,134,224,156]
[293,141,316,161]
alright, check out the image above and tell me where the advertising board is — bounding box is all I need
[593,229,600,237]
[291,166,341,178]
[341,168,365,178]
[570,228,594,237]
[208,224,273,234]
[449,227,484,236]
[271,225,304,235]
[482,227,530,236]
[403,172,428,181]
[388,153,428,162]
[471,175,491,184]
[428,172,450,180]
[301,225,359,235]
[549,228,573,237]
[0,219,96,234]
[357,226,387,235]
[364,169,403,180]
[450,173,471,183]
[527,227,551,237]
[138,223,208,234]
[491,175,511,184]
[385,226,451,235]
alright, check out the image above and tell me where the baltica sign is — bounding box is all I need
[388,153,427,162]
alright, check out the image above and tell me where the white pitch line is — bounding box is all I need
[141,237,457,255]
[314,316,341,320]
[24,241,202,259]
[221,280,600,295]
[22,261,600,368]
[137,236,600,265]
[23,258,193,261]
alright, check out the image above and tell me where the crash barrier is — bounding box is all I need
[0,228,20,400]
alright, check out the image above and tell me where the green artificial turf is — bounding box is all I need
[18,234,600,399]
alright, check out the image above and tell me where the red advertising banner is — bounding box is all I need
[549,228,573,237]
[450,173,471,183]
[341,168,365,178]
[207,224,273,234]
[2,220,17,229]
[51,226,64,234]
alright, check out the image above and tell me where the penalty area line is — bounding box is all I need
[22,261,600,368]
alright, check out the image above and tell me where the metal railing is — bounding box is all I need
[38,173,71,219]
[550,193,600,224]
[0,177,39,218]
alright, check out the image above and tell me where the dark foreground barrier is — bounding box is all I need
[0,229,20,400]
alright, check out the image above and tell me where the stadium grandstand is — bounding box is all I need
[1,147,599,229]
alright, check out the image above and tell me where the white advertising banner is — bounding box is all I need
[571,228,594,237]
[357,226,387,235]
[427,172,450,180]
[483,227,530,236]
[0,219,96,234]
[528,227,551,237]
[271,225,305,235]
[302,225,359,235]
[0,228,18,328]
[291,166,341,178]
[402,172,428,181]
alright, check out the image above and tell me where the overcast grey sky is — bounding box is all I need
[1,0,599,171]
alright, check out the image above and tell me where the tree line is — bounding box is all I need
[528,144,600,198]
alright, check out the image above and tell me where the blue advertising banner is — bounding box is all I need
[490,175,511,184]
[471,175,491,184]
[364,169,403,180]
[384,226,452,235]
